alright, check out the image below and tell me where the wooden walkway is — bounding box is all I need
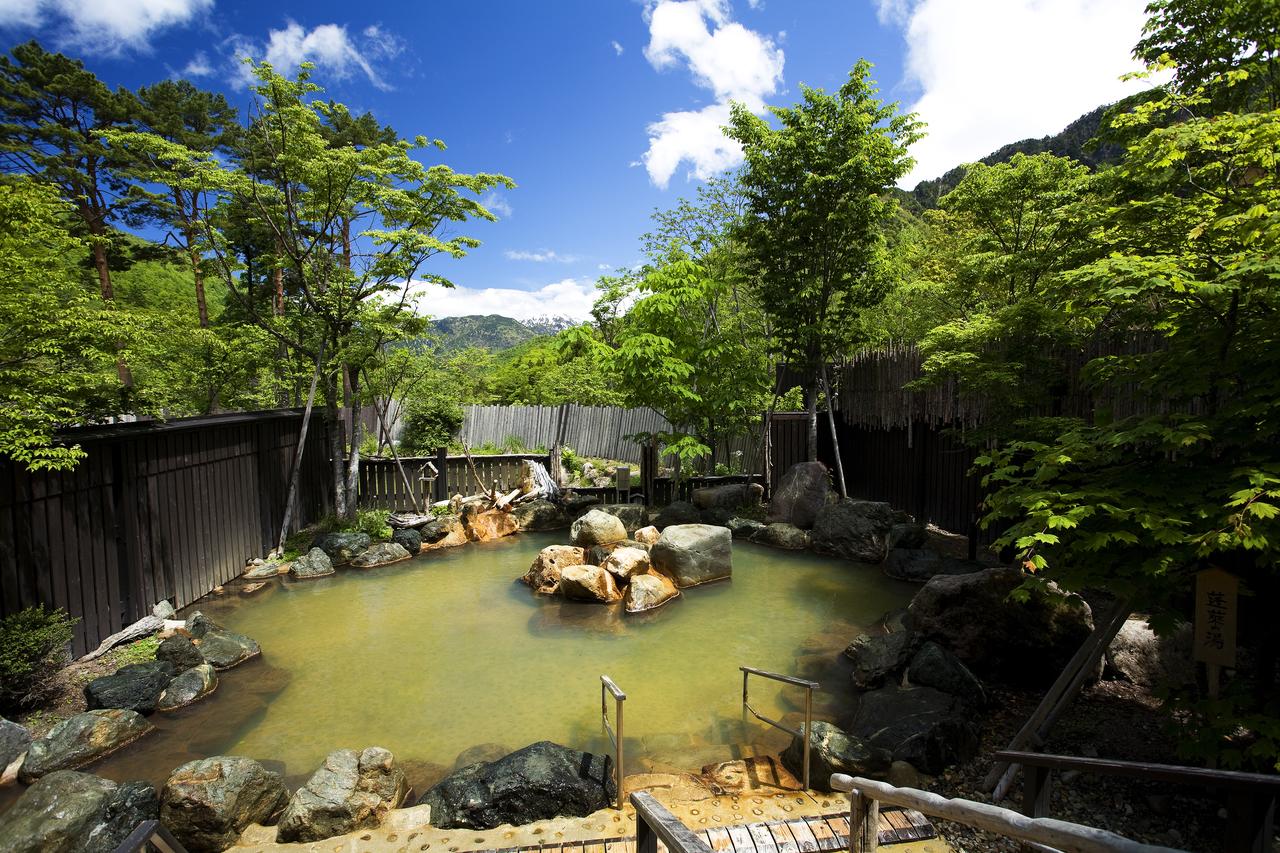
[487,811,936,853]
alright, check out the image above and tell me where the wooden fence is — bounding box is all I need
[358,452,552,512]
[0,410,334,656]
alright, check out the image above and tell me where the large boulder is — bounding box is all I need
[624,572,681,613]
[653,500,701,529]
[570,509,628,547]
[810,499,894,563]
[908,568,1094,687]
[418,741,615,830]
[780,722,891,792]
[887,523,928,550]
[310,531,371,564]
[462,505,520,542]
[766,462,831,529]
[391,527,422,554]
[650,524,732,588]
[289,547,334,579]
[84,660,175,714]
[420,515,466,548]
[0,770,159,853]
[849,685,981,775]
[350,541,412,568]
[20,710,154,782]
[157,664,218,711]
[601,546,651,580]
[559,565,622,604]
[520,545,586,595]
[593,504,648,535]
[692,482,764,510]
[0,717,31,768]
[512,500,569,532]
[187,612,261,670]
[844,632,914,688]
[753,522,809,550]
[160,756,289,853]
[884,548,984,583]
[906,642,986,706]
[156,634,204,671]
[276,747,409,843]
[1106,619,1194,689]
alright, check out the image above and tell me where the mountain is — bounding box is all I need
[432,314,536,351]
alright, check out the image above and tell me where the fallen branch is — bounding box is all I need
[494,488,522,510]
[79,615,164,662]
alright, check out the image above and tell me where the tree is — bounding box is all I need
[727,61,923,471]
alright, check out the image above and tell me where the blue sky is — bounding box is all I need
[0,0,1155,321]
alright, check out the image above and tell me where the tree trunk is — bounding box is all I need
[805,383,818,463]
[277,339,325,553]
[325,370,347,519]
[822,363,848,499]
[343,370,362,517]
[91,239,133,388]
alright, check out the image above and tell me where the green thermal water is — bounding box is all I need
[81,533,915,792]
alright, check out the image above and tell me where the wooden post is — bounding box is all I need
[434,447,448,502]
[636,810,657,853]
[1023,766,1052,819]
[849,789,879,853]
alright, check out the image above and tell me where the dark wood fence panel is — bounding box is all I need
[769,414,810,494]
[0,411,334,656]
[358,452,553,511]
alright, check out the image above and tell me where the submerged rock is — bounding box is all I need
[624,572,680,613]
[290,547,335,579]
[310,531,371,564]
[512,500,569,532]
[652,500,701,529]
[276,747,408,843]
[766,462,830,529]
[350,541,412,568]
[520,545,586,595]
[848,686,981,775]
[601,546,651,580]
[157,664,218,711]
[570,509,628,548]
[418,741,615,830]
[753,522,809,550]
[453,742,511,769]
[810,499,895,563]
[0,770,159,853]
[84,661,175,714]
[780,721,891,792]
[559,564,622,604]
[20,710,154,782]
[156,634,205,671]
[160,755,289,853]
[650,524,732,588]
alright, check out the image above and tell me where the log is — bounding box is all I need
[79,615,164,662]
[494,488,522,510]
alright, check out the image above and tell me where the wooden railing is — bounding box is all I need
[830,774,1183,853]
[633,791,716,853]
[111,819,189,853]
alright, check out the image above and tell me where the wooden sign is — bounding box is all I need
[1194,567,1238,668]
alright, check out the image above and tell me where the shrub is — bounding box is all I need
[0,605,77,713]
[353,508,392,541]
[399,395,463,456]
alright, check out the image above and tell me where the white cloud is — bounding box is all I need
[612,39,624,56]
[0,0,211,54]
[505,249,580,263]
[640,0,784,188]
[887,0,1159,187]
[229,21,395,90]
[481,190,512,218]
[181,51,214,77]
[415,279,598,322]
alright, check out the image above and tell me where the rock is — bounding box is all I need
[160,756,289,853]
[882,608,913,634]
[0,770,159,853]
[634,525,661,546]
[350,541,412,568]
[593,503,648,534]
[562,493,601,517]
[702,757,799,794]
[766,462,830,529]
[559,565,622,604]
[0,717,31,768]
[887,523,927,550]
[843,632,914,688]
[587,539,647,565]
[512,500,569,531]
[520,545,586,595]
[653,500,701,529]
[887,760,920,789]
[418,741,615,830]
[462,505,520,542]
[810,499,894,563]
[625,572,681,613]
[650,524,732,588]
[753,522,809,550]
[152,599,177,619]
[884,548,984,583]
[1106,619,1194,689]
[155,634,203,671]
[188,615,261,670]
[420,515,465,546]
[454,743,510,769]
[849,686,981,775]
[692,482,764,510]
[700,507,734,527]
[391,527,422,554]
[276,747,408,843]
[157,664,218,711]
[290,546,335,579]
[243,561,285,580]
[20,710,154,782]
[310,531,372,564]
[570,509,628,547]
[780,721,891,791]
[908,568,1094,687]
[906,642,986,706]
[84,661,175,714]
[601,546,651,580]
[727,517,766,540]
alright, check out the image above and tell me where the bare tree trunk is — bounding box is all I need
[91,239,133,388]
[821,363,848,499]
[325,369,347,519]
[805,383,818,463]
[277,339,325,553]
[343,372,362,518]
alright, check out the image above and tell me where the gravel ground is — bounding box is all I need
[923,680,1276,853]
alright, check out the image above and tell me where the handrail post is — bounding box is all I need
[803,682,813,794]
[601,675,626,810]
[848,787,879,853]
[739,665,818,790]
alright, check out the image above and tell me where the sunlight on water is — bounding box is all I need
[84,533,915,791]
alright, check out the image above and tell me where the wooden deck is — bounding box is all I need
[486,810,936,853]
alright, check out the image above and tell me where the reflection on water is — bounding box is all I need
[80,534,915,793]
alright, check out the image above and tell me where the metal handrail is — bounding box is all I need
[112,820,189,853]
[601,674,626,810]
[740,665,818,790]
